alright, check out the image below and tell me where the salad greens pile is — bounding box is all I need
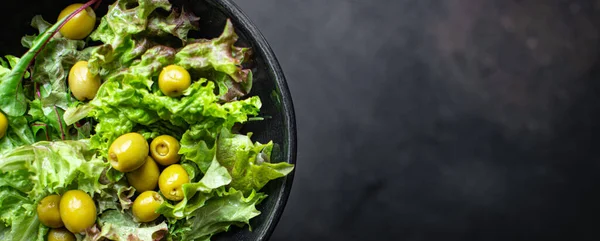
[0,0,294,240]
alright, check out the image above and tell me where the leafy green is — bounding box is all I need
[217,129,294,194]
[0,0,295,240]
[147,7,199,43]
[0,7,86,116]
[84,210,167,241]
[84,78,260,158]
[157,158,232,219]
[175,20,251,83]
[0,116,35,155]
[175,189,266,241]
[0,140,108,201]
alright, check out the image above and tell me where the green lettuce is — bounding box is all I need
[84,210,167,241]
[0,140,108,239]
[175,189,266,241]
[217,129,294,194]
[0,116,35,155]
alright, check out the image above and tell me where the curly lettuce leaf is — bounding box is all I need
[84,210,167,241]
[147,7,199,43]
[157,158,232,219]
[21,15,52,49]
[85,78,260,157]
[173,189,266,241]
[216,129,294,194]
[0,140,109,201]
[0,187,31,226]
[175,20,251,83]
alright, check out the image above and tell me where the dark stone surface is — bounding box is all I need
[234,0,600,240]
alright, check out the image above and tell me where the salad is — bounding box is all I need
[0,0,294,240]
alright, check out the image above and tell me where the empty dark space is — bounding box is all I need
[234,0,600,240]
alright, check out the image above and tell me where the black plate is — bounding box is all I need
[0,0,296,240]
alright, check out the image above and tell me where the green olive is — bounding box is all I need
[68,61,101,101]
[126,156,159,192]
[59,190,97,234]
[132,191,164,222]
[108,133,149,172]
[58,3,96,40]
[158,164,189,201]
[150,135,181,166]
[158,65,191,97]
[47,228,76,241]
[37,194,63,228]
[0,112,7,139]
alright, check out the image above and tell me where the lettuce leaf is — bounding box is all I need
[0,140,108,201]
[86,78,260,158]
[217,129,294,194]
[175,189,266,241]
[175,20,251,83]
[0,116,35,155]
[84,210,167,241]
[147,7,199,43]
[157,158,232,219]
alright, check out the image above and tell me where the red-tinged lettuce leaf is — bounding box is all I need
[175,19,252,83]
[147,7,199,43]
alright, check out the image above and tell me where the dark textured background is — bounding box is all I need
[234,0,600,240]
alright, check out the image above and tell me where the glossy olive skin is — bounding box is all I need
[0,112,7,139]
[126,156,159,192]
[158,65,191,97]
[68,61,101,101]
[58,3,96,40]
[59,190,97,234]
[109,133,149,172]
[150,135,181,166]
[158,164,189,201]
[47,228,76,241]
[132,191,164,222]
[37,195,63,228]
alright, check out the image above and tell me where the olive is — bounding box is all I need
[158,164,189,201]
[126,156,159,192]
[68,61,101,101]
[132,191,164,222]
[108,133,149,172]
[47,228,76,241]
[0,112,7,139]
[158,65,191,97]
[150,135,181,166]
[58,3,96,40]
[37,194,63,228]
[59,190,96,234]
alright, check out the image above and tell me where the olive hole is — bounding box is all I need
[157,143,169,156]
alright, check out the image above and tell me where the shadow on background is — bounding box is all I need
[235,0,600,240]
